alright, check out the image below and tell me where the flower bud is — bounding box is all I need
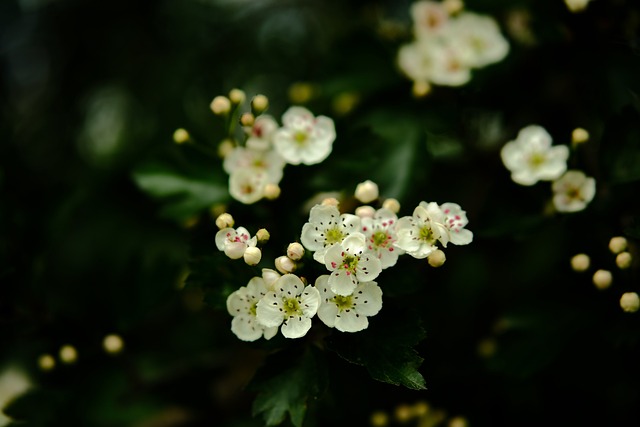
[218,139,235,158]
[251,94,269,115]
[355,205,375,218]
[287,242,305,261]
[609,236,627,254]
[616,251,632,269]
[240,112,255,127]
[215,213,234,230]
[570,253,590,272]
[210,95,231,116]
[382,198,401,214]
[571,127,589,144]
[228,88,246,105]
[288,82,315,104]
[173,128,190,144]
[275,255,296,274]
[592,269,612,290]
[244,247,262,266]
[38,354,55,371]
[59,345,78,364]
[412,80,431,98]
[321,197,339,207]
[103,334,124,354]
[256,228,270,244]
[264,183,281,200]
[620,292,640,313]
[355,180,379,204]
[428,249,446,267]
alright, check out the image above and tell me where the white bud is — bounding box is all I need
[243,247,262,266]
[355,205,376,218]
[382,198,401,214]
[215,213,234,230]
[228,88,246,105]
[620,292,640,313]
[616,251,632,269]
[103,334,124,354]
[251,94,269,114]
[428,249,446,267]
[210,95,231,115]
[570,253,590,272]
[264,183,281,200]
[172,128,190,144]
[256,228,270,244]
[59,345,78,364]
[275,255,296,274]
[592,269,613,290]
[287,242,305,261]
[354,180,379,204]
[609,236,627,254]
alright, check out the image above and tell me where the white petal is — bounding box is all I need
[299,285,320,317]
[246,277,269,298]
[226,288,251,316]
[263,326,278,340]
[231,315,263,342]
[309,204,340,225]
[378,246,400,269]
[339,214,362,234]
[300,222,325,252]
[314,275,334,299]
[329,270,358,296]
[261,269,281,289]
[275,274,304,297]
[256,292,284,327]
[324,244,345,271]
[356,254,382,282]
[518,125,552,150]
[352,282,383,316]
[224,241,246,259]
[335,309,369,333]
[313,246,329,264]
[281,316,312,339]
[215,228,234,251]
[450,228,473,245]
[317,301,339,328]
[342,232,367,256]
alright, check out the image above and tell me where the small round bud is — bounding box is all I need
[251,94,269,115]
[620,292,640,313]
[256,228,270,244]
[264,183,281,200]
[355,180,379,204]
[215,213,234,230]
[355,205,376,218]
[428,249,446,267]
[275,255,296,274]
[412,80,431,98]
[616,251,632,269]
[38,354,56,371]
[592,269,613,290]
[321,197,340,207]
[287,242,305,261]
[59,345,78,364]
[228,88,246,105]
[570,253,590,272]
[240,112,255,127]
[370,411,389,427]
[210,95,231,116]
[571,127,589,144]
[394,404,412,423]
[172,128,190,144]
[443,0,464,15]
[218,139,235,158]
[288,82,315,104]
[449,416,469,427]
[382,198,401,214]
[103,334,124,354]
[243,247,262,266]
[609,236,627,254]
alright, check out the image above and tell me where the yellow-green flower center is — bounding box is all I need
[419,225,435,243]
[372,231,388,247]
[342,255,358,271]
[529,153,545,167]
[283,297,301,316]
[250,303,257,316]
[333,295,353,310]
[294,131,308,145]
[325,227,345,245]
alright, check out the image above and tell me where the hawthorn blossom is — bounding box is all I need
[223,147,285,185]
[228,169,269,204]
[361,208,404,269]
[245,114,279,151]
[440,202,473,245]
[448,12,510,69]
[316,275,383,333]
[324,232,382,296]
[215,226,257,259]
[500,125,569,186]
[552,170,596,212]
[255,274,320,339]
[226,277,278,342]
[300,204,361,264]
[397,38,472,88]
[395,202,449,259]
[272,106,336,165]
[411,0,449,37]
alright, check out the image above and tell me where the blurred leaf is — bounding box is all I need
[327,305,426,390]
[131,158,229,221]
[250,347,328,427]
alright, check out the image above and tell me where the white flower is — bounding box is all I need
[500,125,569,186]
[0,366,31,427]
[447,12,510,69]
[226,277,278,342]
[324,232,382,296]
[440,202,473,245]
[316,275,383,333]
[398,38,472,88]
[245,115,279,151]
[300,204,361,264]
[223,147,285,185]
[552,170,596,213]
[255,274,320,339]
[411,0,449,38]
[215,226,257,259]
[228,169,268,205]
[361,208,404,269]
[272,106,336,165]
[395,202,449,259]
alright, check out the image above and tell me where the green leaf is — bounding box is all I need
[327,305,427,390]
[251,347,328,427]
[131,158,229,221]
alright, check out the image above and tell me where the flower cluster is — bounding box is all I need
[212,91,336,204]
[223,180,473,341]
[500,124,596,213]
[397,0,509,94]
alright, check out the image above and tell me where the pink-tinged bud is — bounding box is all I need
[287,242,305,261]
[215,213,234,230]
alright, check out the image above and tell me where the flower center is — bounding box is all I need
[333,295,353,310]
[528,153,545,168]
[419,225,436,243]
[250,302,257,316]
[283,297,301,316]
[325,227,345,245]
[294,131,308,145]
[342,255,359,272]
[372,231,389,247]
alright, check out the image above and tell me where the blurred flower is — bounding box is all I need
[552,170,596,212]
[0,366,31,427]
[325,232,382,296]
[609,236,628,254]
[300,204,361,264]
[616,252,632,269]
[570,253,591,272]
[565,0,593,13]
[244,115,279,151]
[227,277,278,341]
[316,275,383,332]
[501,125,569,186]
[592,269,612,290]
